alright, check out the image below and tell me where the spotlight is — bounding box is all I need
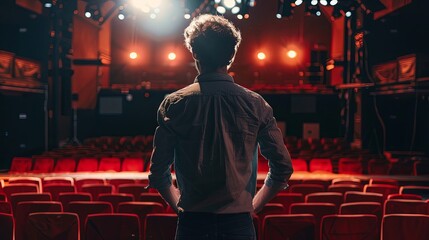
[329,0,338,6]
[216,6,226,14]
[237,14,243,19]
[223,0,236,9]
[320,0,328,6]
[295,0,303,6]
[168,52,176,61]
[305,1,321,16]
[257,52,266,60]
[84,4,101,21]
[39,0,54,8]
[277,0,294,18]
[311,0,318,6]
[287,50,297,59]
[345,11,352,17]
[231,6,240,14]
[129,52,138,59]
[184,13,191,19]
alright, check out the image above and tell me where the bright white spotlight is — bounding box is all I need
[237,14,243,19]
[168,52,176,61]
[330,0,338,6]
[184,13,191,19]
[257,52,266,60]
[320,0,328,6]
[295,0,303,5]
[287,50,297,59]
[129,52,138,59]
[150,13,157,19]
[223,0,236,9]
[216,6,226,14]
[85,11,91,18]
[316,11,321,16]
[231,6,240,14]
[118,13,125,20]
[345,11,352,17]
[311,0,318,6]
[44,3,52,8]
[214,0,221,3]
[276,13,282,19]
[236,0,242,3]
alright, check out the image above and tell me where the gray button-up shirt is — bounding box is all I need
[149,72,293,213]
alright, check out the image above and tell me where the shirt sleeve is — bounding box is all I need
[257,100,294,189]
[148,97,177,190]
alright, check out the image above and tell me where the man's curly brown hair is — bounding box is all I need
[184,14,242,69]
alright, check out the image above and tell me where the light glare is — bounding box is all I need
[237,14,243,19]
[295,0,303,5]
[129,52,138,59]
[216,6,226,14]
[276,13,282,19]
[85,12,91,18]
[287,50,297,59]
[223,0,236,9]
[311,0,318,6]
[168,52,176,61]
[345,11,352,17]
[44,3,52,8]
[118,13,125,20]
[184,13,191,19]
[231,6,240,14]
[257,52,266,60]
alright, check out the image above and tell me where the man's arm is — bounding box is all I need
[253,104,293,213]
[148,101,181,213]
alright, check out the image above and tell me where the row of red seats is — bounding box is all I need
[9,156,149,173]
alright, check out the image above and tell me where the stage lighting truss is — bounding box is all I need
[85,3,103,21]
[213,0,255,20]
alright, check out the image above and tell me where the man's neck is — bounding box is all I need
[199,66,228,75]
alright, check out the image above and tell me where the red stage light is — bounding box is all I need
[168,52,176,61]
[257,52,266,60]
[287,50,297,59]
[129,52,138,59]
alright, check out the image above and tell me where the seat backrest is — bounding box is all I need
[387,194,423,200]
[98,157,121,172]
[139,193,168,208]
[369,178,398,186]
[76,158,99,172]
[0,202,12,214]
[257,203,286,223]
[145,214,178,240]
[309,158,333,173]
[2,184,39,201]
[85,213,140,240]
[290,184,325,196]
[269,193,304,214]
[9,157,32,173]
[53,158,77,172]
[339,202,383,227]
[107,179,136,193]
[321,214,378,240]
[81,184,113,200]
[42,184,76,201]
[121,157,145,172]
[262,214,315,240]
[8,177,42,191]
[305,192,343,212]
[344,191,384,204]
[118,184,149,200]
[10,193,52,213]
[338,158,363,174]
[27,212,79,240]
[382,214,429,240]
[302,179,331,190]
[0,213,14,240]
[43,176,74,186]
[399,186,429,200]
[364,184,399,200]
[384,199,428,215]
[32,158,55,173]
[98,193,134,212]
[331,178,361,185]
[291,158,308,171]
[327,184,363,194]
[118,202,165,236]
[74,178,105,192]
[15,201,62,240]
[59,192,92,210]
[67,201,113,239]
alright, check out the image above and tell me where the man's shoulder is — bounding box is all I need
[234,83,264,100]
[165,83,201,103]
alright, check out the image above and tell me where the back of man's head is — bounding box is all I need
[184,14,242,69]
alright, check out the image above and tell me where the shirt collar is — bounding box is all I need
[194,72,234,83]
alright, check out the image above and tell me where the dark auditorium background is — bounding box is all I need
[1,1,429,240]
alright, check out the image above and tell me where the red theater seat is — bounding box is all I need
[269,193,304,213]
[85,213,140,240]
[344,191,384,204]
[302,179,331,190]
[15,201,62,240]
[305,192,343,212]
[118,184,149,201]
[74,178,106,192]
[387,193,423,200]
[257,203,286,223]
[53,158,76,172]
[67,201,113,239]
[369,178,398,186]
[76,158,99,172]
[9,157,32,173]
[10,192,51,213]
[8,177,42,191]
[98,157,121,172]
[382,214,429,240]
[321,214,378,240]
[328,184,363,194]
[98,193,134,212]
[43,184,76,201]
[331,178,362,185]
[338,158,363,174]
[27,212,79,240]
[262,214,316,240]
[0,202,12,214]
[339,202,383,227]
[290,184,325,196]
[107,178,136,192]
[309,158,333,173]
[291,158,308,171]
[2,184,39,201]
[0,213,14,240]
[364,184,399,200]
[59,192,92,210]
[122,157,145,172]
[81,184,113,200]
[145,214,178,240]
[42,176,74,186]
[118,202,165,236]
[140,193,168,209]
[384,199,428,215]
[32,157,55,173]
[399,186,429,200]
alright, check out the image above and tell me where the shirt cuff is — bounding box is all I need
[264,172,289,190]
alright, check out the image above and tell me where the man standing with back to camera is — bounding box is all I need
[149,14,293,239]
